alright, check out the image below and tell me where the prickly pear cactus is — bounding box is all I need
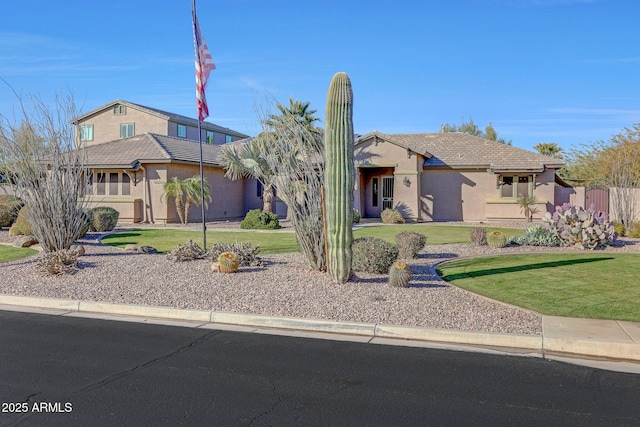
[542,203,617,249]
[388,261,411,288]
[324,72,355,284]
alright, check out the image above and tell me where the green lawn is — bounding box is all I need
[436,253,640,322]
[101,225,525,254]
[0,245,38,262]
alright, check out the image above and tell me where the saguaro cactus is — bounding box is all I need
[324,72,355,284]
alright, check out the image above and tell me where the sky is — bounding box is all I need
[1,0,639,153]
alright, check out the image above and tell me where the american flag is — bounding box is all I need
[192,3,216,122]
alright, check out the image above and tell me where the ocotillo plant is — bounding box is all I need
[324,72,355,284]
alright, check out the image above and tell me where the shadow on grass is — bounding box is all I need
[440,257,614,281]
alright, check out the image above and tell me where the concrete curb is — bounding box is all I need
[1,294,639,364]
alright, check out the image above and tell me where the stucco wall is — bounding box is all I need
[77,108,168,145]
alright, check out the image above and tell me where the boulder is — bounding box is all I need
[13,236,38,248]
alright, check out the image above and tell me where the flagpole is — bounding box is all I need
[198,119,206,249]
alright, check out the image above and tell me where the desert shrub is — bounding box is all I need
[37,249,79,275]
[0,195,23,228]
[240,209,280,230]
[351,236,399,273]
[509,224,559,247]
[10,206,33,236]
[542,203,617,249]
[613,221,626,237]
[395,231,426,259]
[353,210,361,224]
[166,239,205,262]
[628,222,640,238]
[487,230,507,248]
[206,241,264,267]
[381,208,405,224]
[469,227,487,246]
[86,206,119,232]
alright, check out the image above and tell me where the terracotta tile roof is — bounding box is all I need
[356,131,565,172]
[81,133,227,167]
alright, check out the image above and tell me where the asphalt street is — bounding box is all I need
[1,310,639,426]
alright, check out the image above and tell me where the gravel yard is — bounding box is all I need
[1,225,637,336]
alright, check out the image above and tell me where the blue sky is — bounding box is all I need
[1,0,639,152]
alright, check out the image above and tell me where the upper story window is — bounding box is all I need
[113,105,126,115]
[500,175,532,198]
[120,123,135,138]
[177,124,187,138]
[80,125,94,141]
[206,130,215,144]
[225,134,233,144]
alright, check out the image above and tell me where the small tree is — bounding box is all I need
[162,175,211,225]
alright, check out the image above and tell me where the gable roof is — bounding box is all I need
[72,99,249,139]
[80,133,234,168]
[356,131,564,172]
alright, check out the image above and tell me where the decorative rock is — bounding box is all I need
[210,262,220,272]
[140,246,158,254]
[13,236,38,248]
[124,244,141,252]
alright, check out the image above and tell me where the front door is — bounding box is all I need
[382,176,394,210]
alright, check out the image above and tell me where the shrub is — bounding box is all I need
[542,203,617,249]
[381,208,405,224]
[206,241,264,267]
[240,209,280,230]
[37,249,80,275]
[388,260,411,288]
[509,224,559,247]
[395,231,426,259]
[0,195,23,228]
[487,230,507,248]
[11,206,33,236]
[613,221,626,237]
[166,239,205,262]
[469,227,487,246]
[351,236,399,273]
[628,222,640,238]
[86,206,119,232]
[353,210,361,224]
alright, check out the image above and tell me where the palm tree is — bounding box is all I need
[533,142,563,159]
[162,176,211,225]
[219,135,276,213]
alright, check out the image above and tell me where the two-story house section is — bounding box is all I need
[72,99,249,146]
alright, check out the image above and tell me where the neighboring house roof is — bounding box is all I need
[71,99,249,139]
[356,131,565,172]
[80,133,228,168]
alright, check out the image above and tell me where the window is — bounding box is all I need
[500,175,532,198]
[206,131,215,144]
[225,134,233,144]
[109,173,119,195]
[177,124,187,138]
[96,172,106,195]
[122,173,130,196]
[120,123,134,138]
[80,125,93,141]
[113,104,126,115]
[372,177,379,207]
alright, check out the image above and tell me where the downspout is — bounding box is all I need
[139,165,148,223]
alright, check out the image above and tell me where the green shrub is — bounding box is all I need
[395,231,426,259]
[381,208,405,224]
[487,230,507,248]
[206,241,264,267]
[166,239,205,262]
[509,224,559,247]
[351,236,399,273]
[0,195,23,228]
[628,222,640,238]
[613,221,626,237]
[86,206,120,232]
[469,227,487,246]
[11,206,33,236]
[353,210,361,224]
[240,209,281,230]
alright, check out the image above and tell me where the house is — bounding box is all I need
[72,100,249,146]
[353,131,567,222]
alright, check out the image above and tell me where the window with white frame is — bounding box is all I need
[177,124,187,138]
[500,175,532,198]
[113,104,126,115]
[80,125,93,141]
[120,123,134,138]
